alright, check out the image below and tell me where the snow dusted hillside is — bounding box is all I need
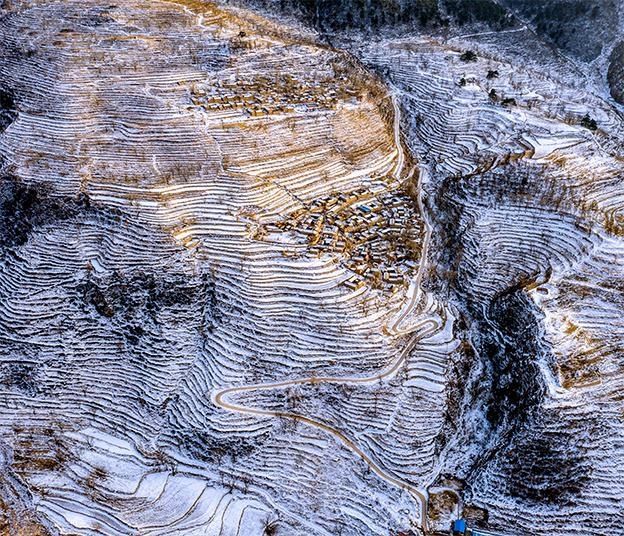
[1,0,624,535]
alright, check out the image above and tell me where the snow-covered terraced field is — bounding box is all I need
[3,0,624,535]
[353,29,624,535]
[0,1,452,535]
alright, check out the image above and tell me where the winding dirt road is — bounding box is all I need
[212,93,438,534]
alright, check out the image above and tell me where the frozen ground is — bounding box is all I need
[1,0,624,535]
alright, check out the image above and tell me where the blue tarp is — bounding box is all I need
[453,519,467,534]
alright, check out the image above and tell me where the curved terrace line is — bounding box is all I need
[213,93,438,534]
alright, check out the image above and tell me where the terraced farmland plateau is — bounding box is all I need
[1,0,624,535]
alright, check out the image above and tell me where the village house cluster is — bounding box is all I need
[190,73,360,116]
[270,186,423,291]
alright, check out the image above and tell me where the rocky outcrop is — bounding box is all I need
[608,41,624,104]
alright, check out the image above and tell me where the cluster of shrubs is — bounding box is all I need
[501,0,616,62]
[228,0,517,32]
[0,176,89,252]
[445,0,512,28]
[0,88,17,133]
[249,0,441,30]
